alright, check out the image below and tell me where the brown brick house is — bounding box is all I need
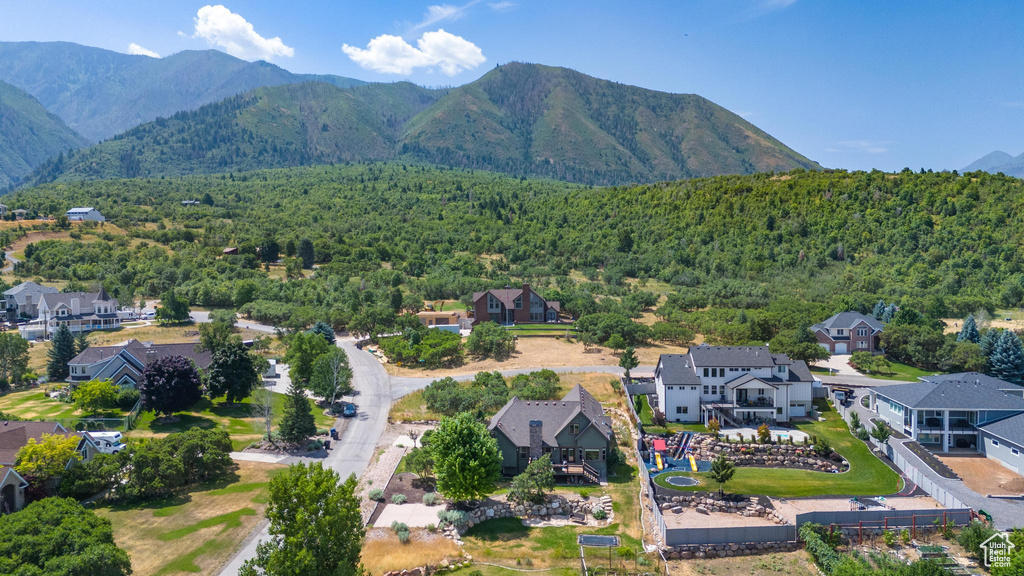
[811,311,884,354]
[471,284,561,326]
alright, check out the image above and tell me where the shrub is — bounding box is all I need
[757,423,771,444]
[391,493,407,504]
[438,509,468,527]
[883,530,896,547]
[116,388,141,411]
[813,438,832,458]
[392,520,411,543]
[610,378,621,391]
[426,523,437,533]
[578,489,591,499]
[422,492,439,506]
[593,508,607,520]
[368,488,384,501]
[900,529,911,545]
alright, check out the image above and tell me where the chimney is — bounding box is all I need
[528,420,543,460]
[522,283,530,296]
[71,298,80,316]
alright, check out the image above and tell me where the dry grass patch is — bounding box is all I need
[96,461,282,576]
[362,529,462,575]
[669,550,817,576]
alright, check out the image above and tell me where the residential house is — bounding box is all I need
[0,204,7,217]
[654,345,818,426]
[489,384,614,482]
[3,281,58,320]
[19,288,120,339]
[67,339,213,388]
[870,373,1024,465]
[416,310,470,333]
[0,421,99,513]
[65,207,105,222]
[11,209,27,220]
[471,284,560,326]
[811,311,884,354]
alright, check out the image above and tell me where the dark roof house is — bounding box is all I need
[811,311,884,354]
[471,283,561,326]
[67,339,213,386]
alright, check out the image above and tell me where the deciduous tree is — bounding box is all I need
[706,455,735,496]
[284,331,332,383]
[508,453,555,505]
[206,338,261,404]
[309,347,353,408]
[155,289,191,323]
[139,355,203,418]
[15,433,82,483]
[466,321,515,360]
[73,379,119,413]
[430,412,502,502]
[619,346,639,384]
[0,332,29,385]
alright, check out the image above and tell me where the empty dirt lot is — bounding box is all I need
[938,454,1024,495]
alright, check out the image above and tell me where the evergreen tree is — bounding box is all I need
[279,382,316,443]
[298,238,315,269]
[980,328,1001,358]
[872,299,886,319]
[988,330,1024,384]
[957,314,980,343]
[619,346,639,384]
[307,321,336,346]
[881,304,897,323]
[47,325,77,381]
[75,332,89,354]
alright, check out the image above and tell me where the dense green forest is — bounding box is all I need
[0,80,88,187]
[24,63,819,187]
[4,164,1021,343]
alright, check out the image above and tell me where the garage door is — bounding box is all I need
[790,404,807,418]
[835,343,848,354]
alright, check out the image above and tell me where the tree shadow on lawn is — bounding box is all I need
[146,413,219,433]
[464,517,530,541]
[103,467,244,513]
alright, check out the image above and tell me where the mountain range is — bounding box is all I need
[0,41,821,187]
[0,80,89,188]
[963,151,1024,178]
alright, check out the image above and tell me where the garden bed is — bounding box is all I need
[367,472,441,526]
[905,442,960,479]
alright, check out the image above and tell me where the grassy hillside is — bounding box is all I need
[23,63,818,186]
[0,41,366,141]
[0,80,89,187]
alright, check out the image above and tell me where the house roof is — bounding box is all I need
[689,345,777,368]
[40,291,118,310]
[471,287,560,311]
[811,311,884,333]
[655,354,702,385]
[68,339,213,370]
[0,421,70,465]
[979,413,1024,448]
[489,384,612,447]
[726,373,781,389]
[873,372,1024,411]
[66,207,96,214]
[3,281,58,306]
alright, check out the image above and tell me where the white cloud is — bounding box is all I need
[488,1,517,11]
[192,5,294,61]
[343,29,485,76]
[128,43,160,58]
[825,140,891,154]
[411,1,479,32]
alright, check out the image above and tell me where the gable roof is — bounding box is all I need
[689,345,776,368]
[40,291,119,311]
[3,281,58,306]
[68,339,213,370]
[0,421,70,465]
[655,354,702,385]
[66,207,97,214]
[873,372,1024,411]
[979,413,1024,447]
[471,287,559,310]
[489,384,612,447]
[811,311,884,333]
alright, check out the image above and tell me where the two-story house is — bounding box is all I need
[65,207,105,222]
[471,284,560,326]
[489,384,613,482]
[66,339,214,388]
[811,311,884,354]
[2,281,58,320]
[19,288,121,339]
[654,345,818,427]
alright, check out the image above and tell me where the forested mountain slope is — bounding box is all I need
[0,80,89,187]
[7,165,1021,322]
[0,41,366,141]
[24,63,819,186]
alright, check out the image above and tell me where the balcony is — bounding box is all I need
[735,396,776,409]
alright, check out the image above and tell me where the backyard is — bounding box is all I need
[653,400,902,498]
[636,394,706,435]
[96,461,283,576]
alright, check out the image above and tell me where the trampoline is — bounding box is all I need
[665,476,700,487]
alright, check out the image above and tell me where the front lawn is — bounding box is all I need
[858,359,938,381]
[653,400,901,498]
[95,461,283,576]
[130,393,335,451]
[0,388,126,421]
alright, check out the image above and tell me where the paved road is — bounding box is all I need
[1,251,18,273]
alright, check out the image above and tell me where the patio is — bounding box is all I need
[722,427,809,443]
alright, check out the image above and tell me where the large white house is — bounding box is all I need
[654,345,818,426]
[65,207,105,222]
[18,288,120,339]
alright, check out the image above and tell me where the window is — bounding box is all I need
[703,385,709,394]
[1013,447,1020,456]
[585,450,601,461]
[676,406,683,414]
[691,387,696,391]
[993,439,1000,446]
[703,368,708,377]
[711,385,717,395]
[836,329,845,336]
[777,366,785,374]
[519,447,530,458]
[857,328,868,336]
[667,386,673,391]
[858,341,868,349]
[682,406,689,414]
[570,424,580,434]
[729,368,738,372]
[514,296,523,309]
[601,449,606,461]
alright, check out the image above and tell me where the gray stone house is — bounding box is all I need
[488,384,614,483]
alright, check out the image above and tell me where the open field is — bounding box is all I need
[362,529,462,575]
[668,550,818,576]
[653,400,902,498]
[96,461,282,576]
[942,309,1024,334]
[383,336,685,378]
[390,372,626,423]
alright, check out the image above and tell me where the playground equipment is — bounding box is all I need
[655,453,665,470]
[688,454,698,471]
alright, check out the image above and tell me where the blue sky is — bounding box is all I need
[1,1,1022,172]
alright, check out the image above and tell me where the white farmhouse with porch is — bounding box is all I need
[654,345,819,427]
[18,288,120,339]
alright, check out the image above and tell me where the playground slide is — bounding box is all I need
[688,454,698,472]
[674,434,687,459]
[655,453,665,471]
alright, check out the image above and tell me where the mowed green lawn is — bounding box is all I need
[0,388,125,420]
[653,400,901,498]
[636,394,706,435]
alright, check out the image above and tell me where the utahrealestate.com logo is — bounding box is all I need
[982,532,1015,569]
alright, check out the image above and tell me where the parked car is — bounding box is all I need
[88,431,126,454]
[342,403,357,418]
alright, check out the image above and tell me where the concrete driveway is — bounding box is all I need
[373,503,440,528]
[816,354,861,377]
